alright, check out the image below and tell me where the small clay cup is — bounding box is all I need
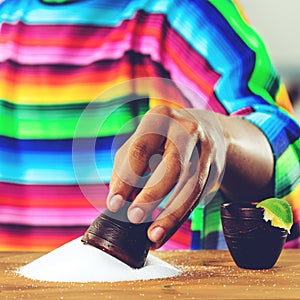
[220,202,288,269]
[81,202,152,268]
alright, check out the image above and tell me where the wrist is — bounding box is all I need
[215,114,274,202]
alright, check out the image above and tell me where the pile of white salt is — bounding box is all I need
[17,237,180,282]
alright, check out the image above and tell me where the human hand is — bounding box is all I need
[106,105,227,249]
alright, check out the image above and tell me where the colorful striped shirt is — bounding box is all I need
[0,0,299,251]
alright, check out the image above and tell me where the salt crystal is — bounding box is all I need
[17,237,180,282]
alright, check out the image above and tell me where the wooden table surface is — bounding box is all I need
[1,249,299,300]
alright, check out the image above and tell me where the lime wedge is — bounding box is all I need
[256,198,293,233]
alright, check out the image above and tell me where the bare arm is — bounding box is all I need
[216,113,274,202]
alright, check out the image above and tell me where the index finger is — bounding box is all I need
[107,109,170,210]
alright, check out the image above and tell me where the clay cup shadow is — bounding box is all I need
[220,202,288,269]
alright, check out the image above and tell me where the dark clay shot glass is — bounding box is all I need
[220,202,288,269]
[81,201,152,269]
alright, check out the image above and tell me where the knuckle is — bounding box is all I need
[167,152,182,179]
[140,189,161,206]
[149,105,173,117]
[129,142,149,162]
[114,170,137,187]
[165,211,181,226]
[185,119,199,136]
[199,134,212,153]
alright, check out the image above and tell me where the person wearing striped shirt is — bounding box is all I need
[0,0,299,251]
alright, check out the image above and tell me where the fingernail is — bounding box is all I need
[107,194,124,212]
[150,226,165,243]
[128,207,145,223]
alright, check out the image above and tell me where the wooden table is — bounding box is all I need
[1,250,299,299]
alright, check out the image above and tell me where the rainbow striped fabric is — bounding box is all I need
[0,0,299,251]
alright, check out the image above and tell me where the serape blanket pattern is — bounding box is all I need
[0,0,299,251]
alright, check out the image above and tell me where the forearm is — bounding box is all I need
[216,113,274,202]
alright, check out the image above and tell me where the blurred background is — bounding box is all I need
[239,0,300,121]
